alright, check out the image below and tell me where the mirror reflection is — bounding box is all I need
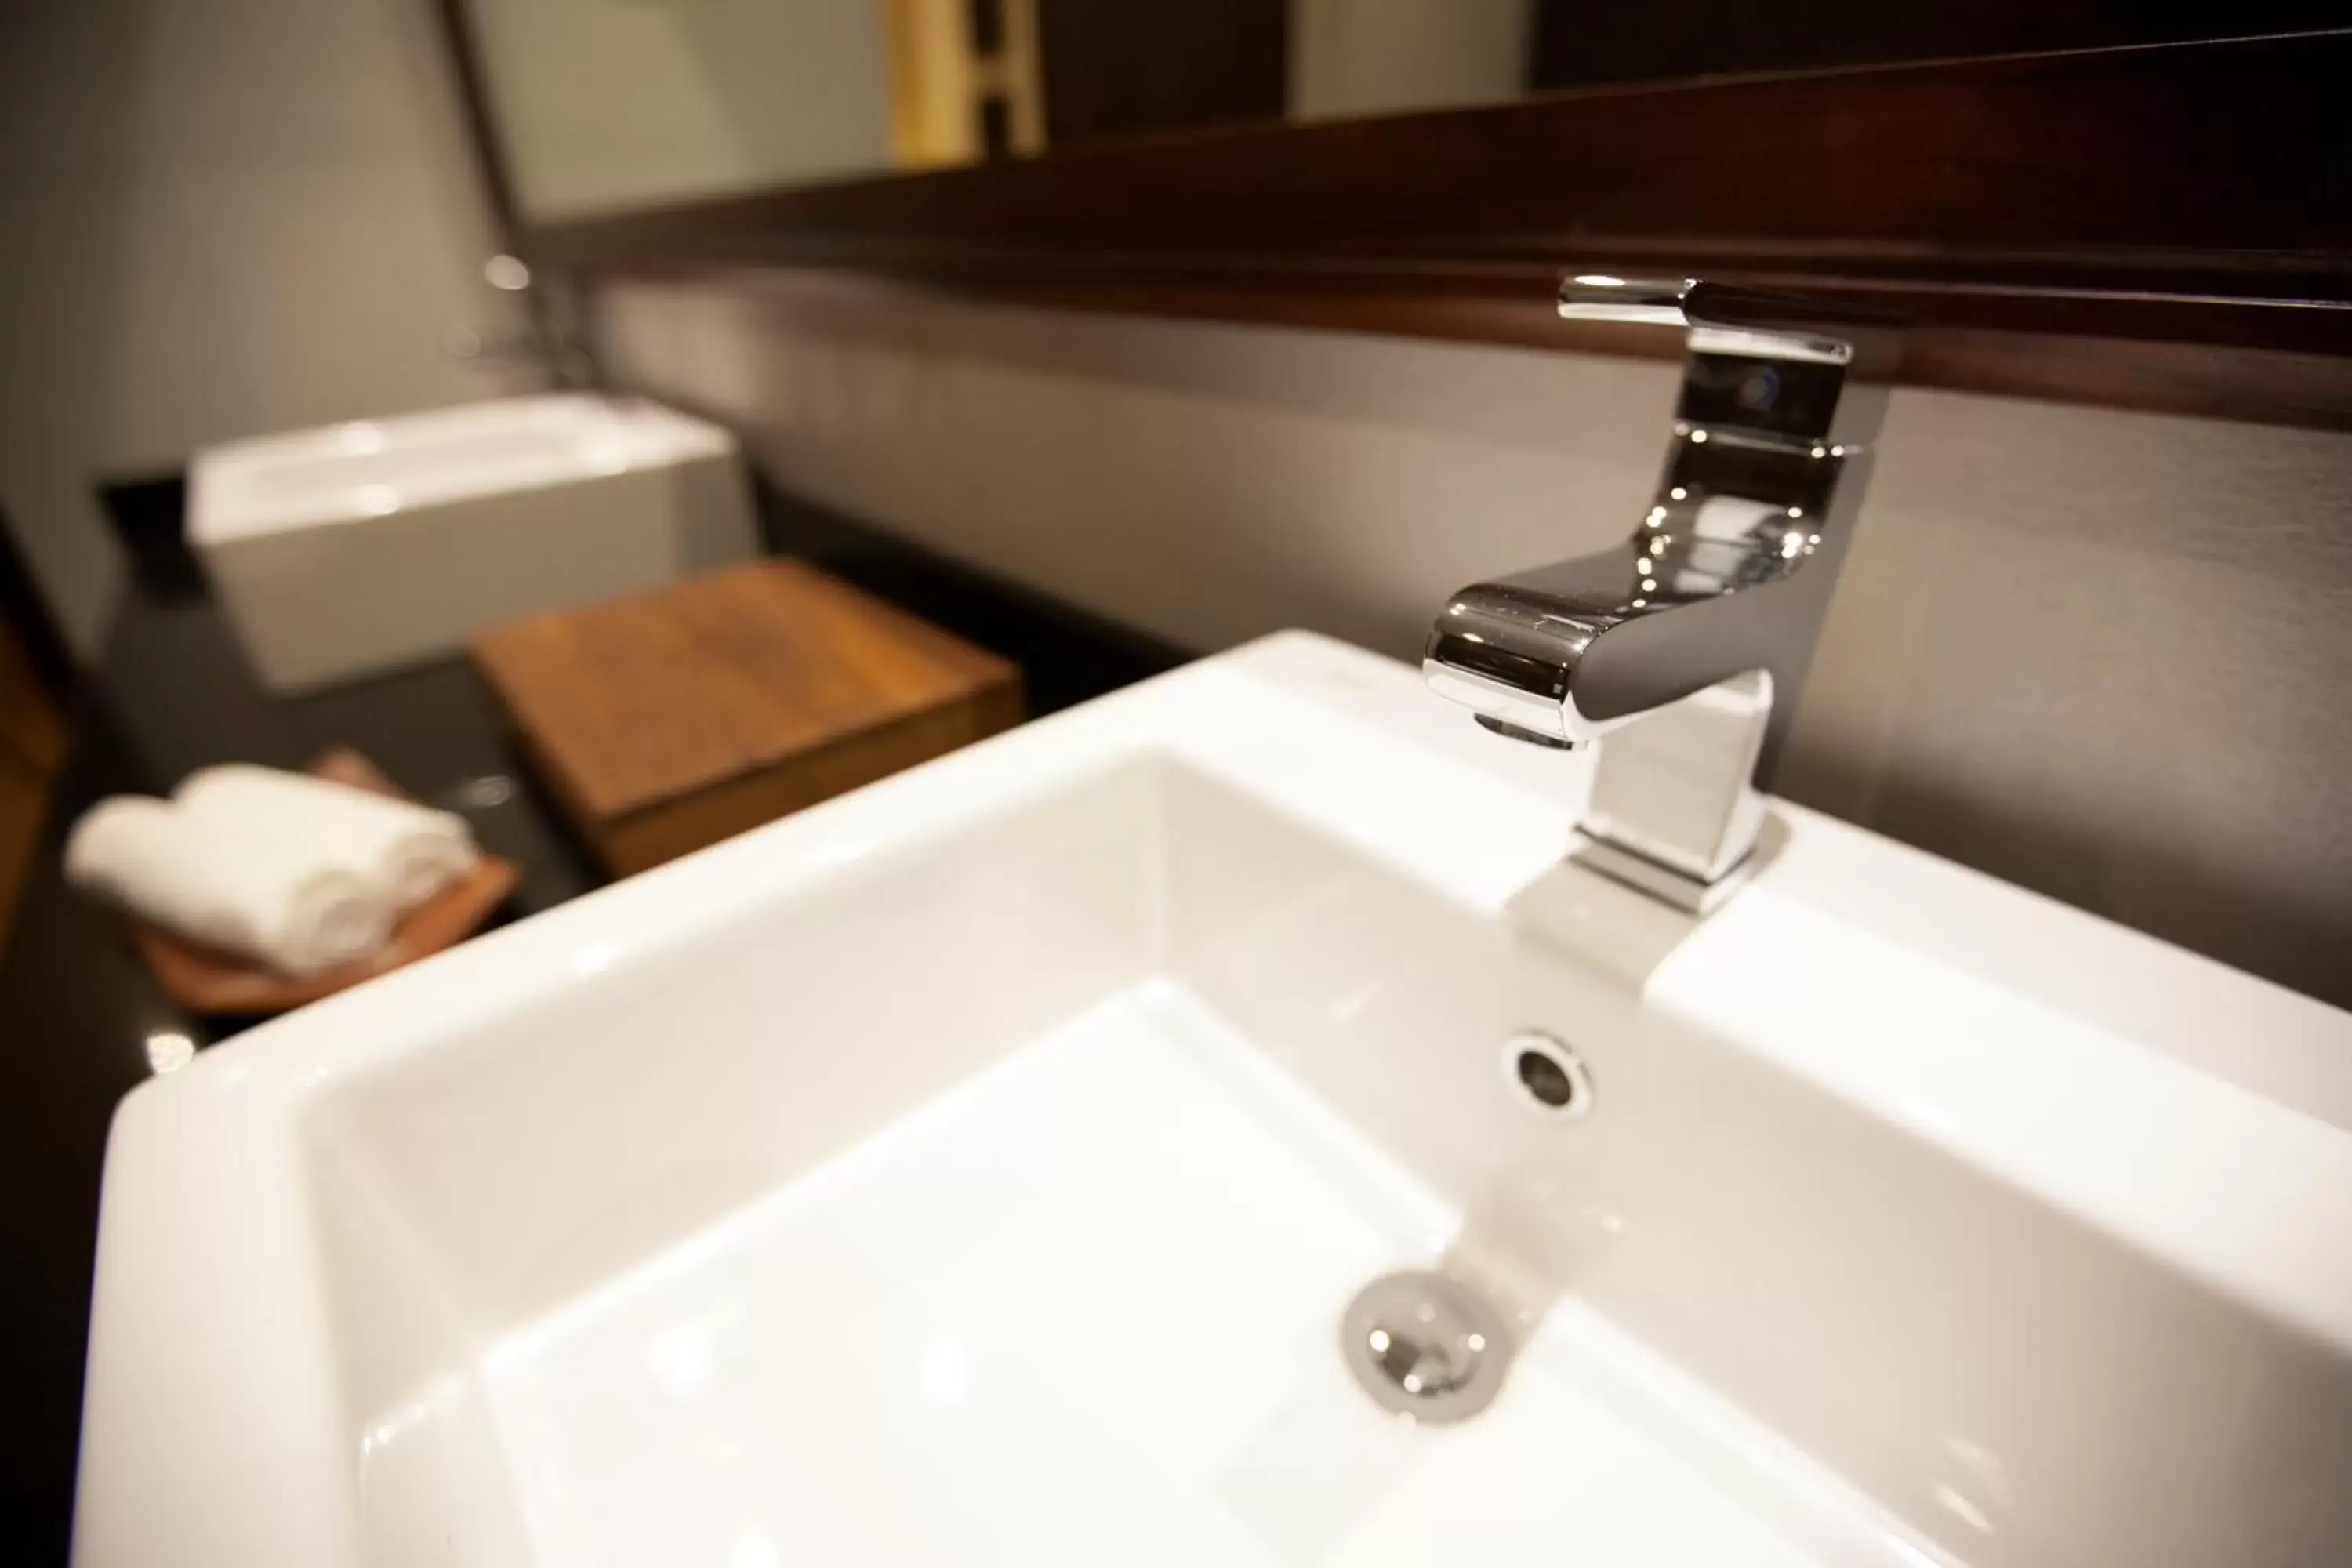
[457,1,2234,223]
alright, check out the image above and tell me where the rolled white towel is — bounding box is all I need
[64,796,394,975]
[174,764,477,913]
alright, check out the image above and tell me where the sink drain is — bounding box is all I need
[1338,1269,1512,1424]
[1504,1029,1592,1119]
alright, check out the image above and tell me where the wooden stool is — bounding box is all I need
[473,560,1022,877]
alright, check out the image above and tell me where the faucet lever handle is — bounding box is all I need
[1556,273,1704,327]
[1559,274,1897,368]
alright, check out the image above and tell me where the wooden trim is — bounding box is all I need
[965,276,2352,429]
[504,31,2352,421]
[590,259,2352,430]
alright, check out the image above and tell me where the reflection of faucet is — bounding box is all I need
[448,255,598,388]
[449,322,596,387]
[1425,275,1900,912]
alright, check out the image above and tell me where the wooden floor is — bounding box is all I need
[0,616,67,949]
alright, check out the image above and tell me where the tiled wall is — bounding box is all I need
[595,272,2352,1008]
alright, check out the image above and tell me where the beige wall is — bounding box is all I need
[1290,0,1534,121]
[466,0,894,223]
[0,0,524,654]
[595,272,2352,1008]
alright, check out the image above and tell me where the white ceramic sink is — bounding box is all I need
[190,394,757,692]
[77,633,2352,1566]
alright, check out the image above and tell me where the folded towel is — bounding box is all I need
[64,796,394,975]
[175,764,477,913]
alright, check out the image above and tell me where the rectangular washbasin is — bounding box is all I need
[76,633,2352,1566]
[189,393,757,691]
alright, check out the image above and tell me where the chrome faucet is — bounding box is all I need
[1425,275,1900,913]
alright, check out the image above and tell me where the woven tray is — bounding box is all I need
[125,749,517,1014]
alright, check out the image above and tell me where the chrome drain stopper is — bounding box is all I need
[1338,1269,1512,1424]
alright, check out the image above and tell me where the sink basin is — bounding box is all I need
[190,394,757,692]
[77,633,2352,1566]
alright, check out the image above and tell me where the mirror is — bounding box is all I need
[451,2,2258,226]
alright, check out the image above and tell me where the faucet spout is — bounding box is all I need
[1425,274,1899,909]
[1424,426,1853,754]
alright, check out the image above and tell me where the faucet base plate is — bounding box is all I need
[1567,833,1755,916]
